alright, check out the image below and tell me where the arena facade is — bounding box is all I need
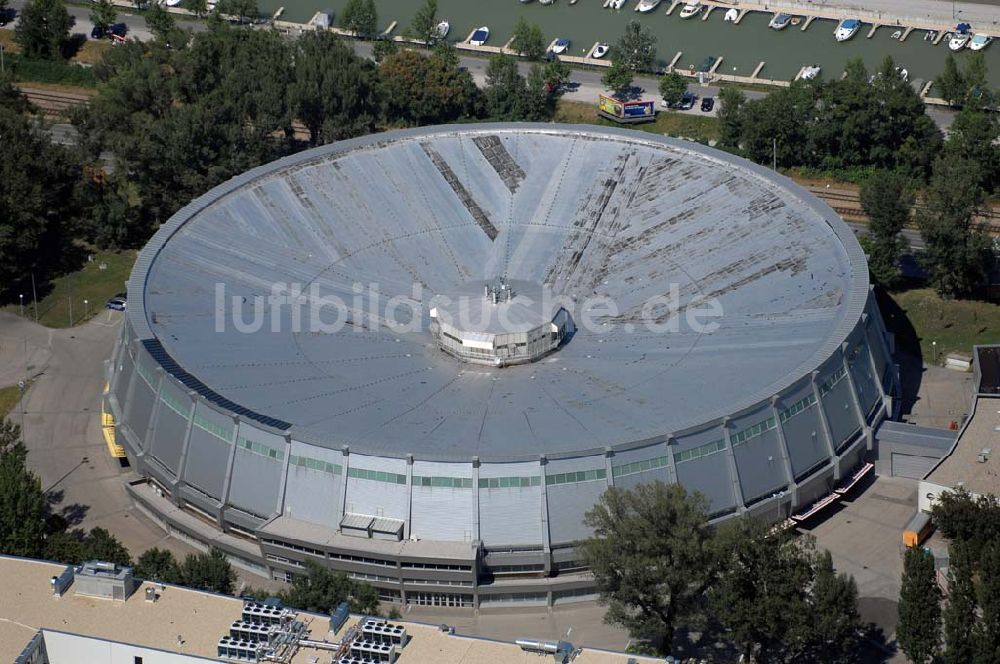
[106,124,897,608]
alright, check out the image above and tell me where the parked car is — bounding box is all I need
[110,22,128,37]
[700,97,715,112]
[661,92,697,110]
[91,25,106,39]
[105,295,127,311]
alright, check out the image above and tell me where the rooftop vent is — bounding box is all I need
[74,560,136,602]
[979,448,992,463]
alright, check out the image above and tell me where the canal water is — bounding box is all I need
[267,0,1000,87]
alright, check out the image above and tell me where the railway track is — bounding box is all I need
[20,87,94,117]
[807,186,1000,233]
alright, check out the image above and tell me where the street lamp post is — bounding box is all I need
[19,294,24,318]
[932,340,938,364]
[84,299,89,320]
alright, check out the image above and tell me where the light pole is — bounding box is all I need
[19,294,24,318]
[0,42,5,74]
[84,299,89,320]
[932,340,937,364]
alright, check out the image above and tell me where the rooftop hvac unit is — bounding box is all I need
[145,586,157,602]
[50,565,74,597]
[217,636,261,662]
[979,448,993,463]
[349,639,397,663]
[330,601,350,635]
[360,620,407,647]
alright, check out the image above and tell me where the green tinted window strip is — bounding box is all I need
[193,414,234,443]
[413,476,473,489]
[612,456,668,478]
[544,468,607,486]
[239,437,284,461]
[779,393,818,423]
[731,416,777,446]
[289,455,342,475]
[478,476,541,489]
[673,439,726,465]
[347,467,406,485]
[159,391,190,417]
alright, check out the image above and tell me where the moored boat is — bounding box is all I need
[435,21,449,39]
[769,13,792,30]
[551,38,570,54]
[592,42,609,58]
[635,0,661,13]
[678,2,702,19]
[470,26,489,46]
[800,65,821,80]
[834,19,861,42]
[724,8,738,22]
[969,33,993,51]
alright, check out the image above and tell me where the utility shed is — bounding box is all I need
[74,561,135,602]
[875,421,957,479]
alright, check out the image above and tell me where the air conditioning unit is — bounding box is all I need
[978,448,992,463]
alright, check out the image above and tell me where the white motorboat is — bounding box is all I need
[800,65,821,80]
[834,19,861,42]
[969,33,993,51]
[724,8,738,22]
[635,0,661,12]
[678,3,702,19]
[434,21,450,39]
[539,0,554,5]
[164,0,182,6]
[950,32,971,50]
[551,38,570,54]
[469,26,489,46]
[769,13,792,30]
[592,42,609,58]
[924,30,937,41]
[891,30,902,39]
[609,0,626,9]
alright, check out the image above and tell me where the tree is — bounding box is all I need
[716,86,745,149]
[181,0,208,18]
[407,0,438,44]
[290,31,380,144]
[946,106,1000,193]
[936,54,966,106]
[917,154,991,298]
[509,17,545,60]
[807,550,860,663]
[179,548,235,594]
[658,71,687,108]
[975,542,1000,663]
[339,0,377,39]
[144,4,176,41]
[217,0,256,24]
[541,59,571,93]
[931,488,1000,564]
[44,531,85,563]
[943,543,976,664]
[611,20,656,73]
[859,171,912,287]
[579,483,716,654]
[81,527,132,567]
[280,560,379,614]
[601,60,633,98]
[371,37,397,64]
[15,0,73,60]
[135,547,182,583]
[897,547,942,664]
[712,518,816,662]
[484,53,532,121]
[0,422,46,558]
[379,47,480,126]
[90,0,117,33]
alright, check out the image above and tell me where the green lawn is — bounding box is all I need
[881,288,1000,363]
[3,250,137,328]
[0,385,25,421]
[554,100,721,144]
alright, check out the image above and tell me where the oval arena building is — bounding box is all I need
[106,124,897,608]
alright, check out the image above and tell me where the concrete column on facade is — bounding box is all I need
[274,433,292,518]
[664,434,678,485]
[218,415,241,527]
[539,455,552,574]
[721,418,746,512]
[811,371,841,482]
[405,454,414,540]
[173,392,198,504]
[840,341,870,453]
[118,347,141,455]
[604,447,615,487]
[471,456,481,542]
[770,397,798,507]
[337,446,350,529]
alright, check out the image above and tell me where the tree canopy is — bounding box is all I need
[510,18,546,61]
[611,20,656,73]
[15,0,73,60]
[898,547,942,664]
[339,0,377,38]
[859,171,912,287]
[279,560,379,614]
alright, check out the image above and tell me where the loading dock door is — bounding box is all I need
[891,453,938,480]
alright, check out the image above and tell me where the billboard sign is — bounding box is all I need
[599,95,654,120]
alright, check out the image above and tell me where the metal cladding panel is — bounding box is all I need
[410,461,475,540]
[283,440,343,527]
[777,381,828,478]
[611,443,668,466]
[864,314,892,389]
[113,346,135,413]
[411,486,475,541]
[847,340,881,417]
[182,403,234,500]
[345,455,408,521]
[124,372,156,450]
[731,431,787,504]
[545,456,606,473]
[730,407,787,503]
[614,468,669,492]
[150,379,193,472]
[479,485,543,547]
[819,360,862,451]
[673,454,736,515]
[227,424,285,518]
[546,481,606,544]
[478,461,543,547]
[674,424,727,453]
